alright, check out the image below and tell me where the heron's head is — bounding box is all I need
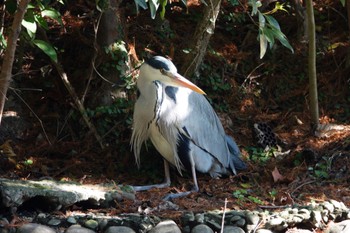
[140,56,206,95]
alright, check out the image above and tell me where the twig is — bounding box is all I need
[291,179,316,196]
[53,62,105,149]
[220,198,228,233]
[10,88,51,145]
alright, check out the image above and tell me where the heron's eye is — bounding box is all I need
[160,69,165,75]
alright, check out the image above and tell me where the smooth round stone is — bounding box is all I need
[223,226,245,233]
[148,220,181,233]
[47,218,61,226]
[84,220,98,230]
[17,223,56,233]
[66,224,96,233]
[194,213,205,224]
[104,226,136,233]
[191,224,214,233]
[245,212,260,225]
[67,217,77,224]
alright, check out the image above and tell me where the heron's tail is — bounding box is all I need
[225,135,247,172]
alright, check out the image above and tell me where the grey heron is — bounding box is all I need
[131,56,246,199]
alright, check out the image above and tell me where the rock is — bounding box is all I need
[0,178,134,209]
[67,217,77,224]
[311,210,323,228]
[66,225,96,233]
[323,201,335,213]
[298,208,311,220]
[230,215,246,227]
[255,229,273,233]
[148,220,181,233]
[105,226,136,233]
[84,219,98,230]
[223,226,245,233]
[245,212,260,225]
[191,224,214,233]
[17,223,56,233]
[47,218,61,226]
[206,219,222,231]
[194,213,205,224]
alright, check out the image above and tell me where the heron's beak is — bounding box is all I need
[172,73,206,95]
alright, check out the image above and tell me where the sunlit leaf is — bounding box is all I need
[0,33,7,49]
[159,0,167,19]
[24,159,34,166]
[22,10,37,37]
[33,39,58,63]
[340,0,345,7]
[149,0,160,19]
[134,0,148,10]
[250,0,257,16]
[34,14,49,30]
[259,31,268,59]
[258,12,265,29]
[41,8,63,25]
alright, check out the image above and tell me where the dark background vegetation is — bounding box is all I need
[0,0,350,217]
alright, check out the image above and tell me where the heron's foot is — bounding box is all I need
[162,191,193,201]
[162,185,199,201]
[132,180,171,191]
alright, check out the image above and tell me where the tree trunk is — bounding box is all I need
[305,0,319,130]
[180,0,222,77]
[0,0,30,124]
[87,0,126,107]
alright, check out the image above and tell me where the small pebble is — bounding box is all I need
[84,219,98,230]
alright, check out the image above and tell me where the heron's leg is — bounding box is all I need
[132,159,171,191]
[162,153,199,200]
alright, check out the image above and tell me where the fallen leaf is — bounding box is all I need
[272,167,285,183]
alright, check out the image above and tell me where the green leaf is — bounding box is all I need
[159,0,167,19]
[149,0,160,19]
[134,0,148,10]
[41,8,63,25]
[33,39,58,63]
[271,27,294,53]
[0,33,7,49]
[259,31,268,59]
[249,0,261,16]
[340,0,345,7]
[258,12,265,29]
[34,14,49,30]
[264,14,280,31]
[262,27,274,44]
[22,10,37,38]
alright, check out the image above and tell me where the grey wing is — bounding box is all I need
[181,92,233,171]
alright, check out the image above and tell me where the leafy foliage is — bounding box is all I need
[248,0,294,58]
[246,146,276,165]
[134,0,187,19]
[233,189,264,205]
[20,0,63,62]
